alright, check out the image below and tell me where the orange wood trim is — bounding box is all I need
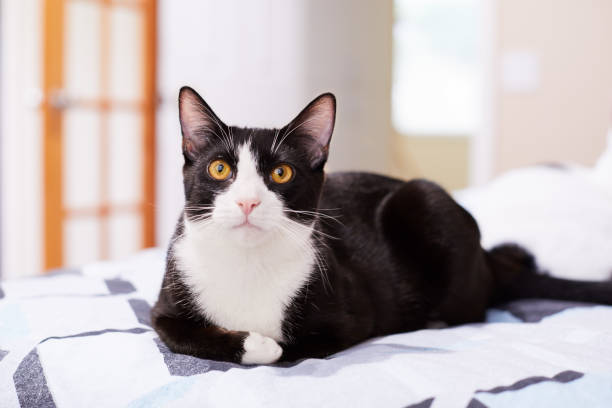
[68,0,145,9]
[43,0,66,271]
[99,1,111,259]
[142,0,157,248]
[110,0,145,5]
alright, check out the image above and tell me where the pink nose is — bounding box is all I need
[236,198,261,215]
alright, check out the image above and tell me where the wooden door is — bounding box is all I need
[42,0,156,270]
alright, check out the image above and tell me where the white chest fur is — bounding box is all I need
[173,219,315,342]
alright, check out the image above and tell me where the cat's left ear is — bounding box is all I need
[178,86,227,162]
[284,93,336,169]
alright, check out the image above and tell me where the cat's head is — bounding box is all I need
[178,87,336,246]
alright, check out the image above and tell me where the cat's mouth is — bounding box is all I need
[231,220,263,231]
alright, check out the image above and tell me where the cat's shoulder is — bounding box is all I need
[323,171,404,191]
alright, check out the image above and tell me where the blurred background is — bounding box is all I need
[1,0,611,278]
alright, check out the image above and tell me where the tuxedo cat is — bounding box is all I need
[152,87,612,364]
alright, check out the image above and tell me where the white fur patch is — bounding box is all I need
[241,332,283,364]
[174,143,316,342]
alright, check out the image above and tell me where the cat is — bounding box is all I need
[151,87,612,364]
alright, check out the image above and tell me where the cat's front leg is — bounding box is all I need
[152,313,282,364]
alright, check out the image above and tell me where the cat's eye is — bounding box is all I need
[270,164,294,184]
[208,159,232,181]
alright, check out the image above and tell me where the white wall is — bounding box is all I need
[156,0,393,246]
[0,0,43,278]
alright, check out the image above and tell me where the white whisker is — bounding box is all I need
[270,128,281,153]
[282,209,344,225]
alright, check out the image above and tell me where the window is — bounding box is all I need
[393,0,483,136]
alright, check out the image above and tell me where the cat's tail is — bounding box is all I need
[487,244,612,305]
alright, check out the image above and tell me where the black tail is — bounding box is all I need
[487,244,612,305]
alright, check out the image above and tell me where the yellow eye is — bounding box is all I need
[208,159,232,180]
[271,164,294,184]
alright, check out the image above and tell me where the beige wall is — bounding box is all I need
[496,0,612,173]
[393,134,470,191]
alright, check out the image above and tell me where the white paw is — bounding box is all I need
[241,332,283,365]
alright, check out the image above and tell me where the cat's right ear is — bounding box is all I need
[178,86,226,162]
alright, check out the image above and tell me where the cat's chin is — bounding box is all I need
[231,220,263,231]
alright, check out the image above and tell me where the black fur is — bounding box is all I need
[152,88,612,364]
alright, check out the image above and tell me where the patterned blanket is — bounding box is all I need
[1,249,611,408]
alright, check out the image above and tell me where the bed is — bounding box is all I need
[2,160,612,407]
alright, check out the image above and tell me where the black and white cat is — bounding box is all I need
[152,87,612,365]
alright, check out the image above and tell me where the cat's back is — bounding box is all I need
[321,171,403,208]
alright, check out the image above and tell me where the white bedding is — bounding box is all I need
[456,137,612,281]
[1,249,611,408]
